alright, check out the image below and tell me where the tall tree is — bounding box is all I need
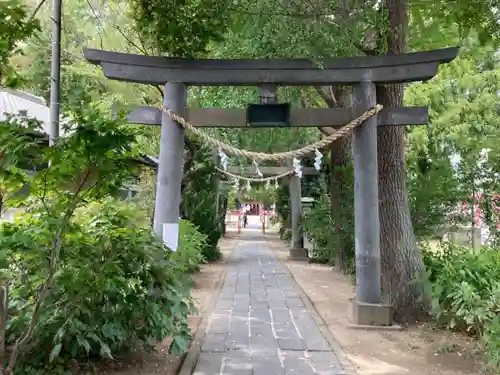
[375,0,422,317]
[405,40,500,240]
[369,0,499,317]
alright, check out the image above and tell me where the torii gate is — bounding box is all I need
[84,47,457,326]
[225,165,319,258]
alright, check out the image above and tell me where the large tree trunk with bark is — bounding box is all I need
[377,0,427,320]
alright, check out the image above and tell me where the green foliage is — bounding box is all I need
[410,0,499,49]
[181,138,222,262]
[422,243,500,370]
[177,219,208,272]
[0,198,194,372]
[406,41,500,239]
[301,194,336,264]
[235,186,276,205]
[274,183,289,237]
[0,102,141,219]
[0,0,40,87]
[0,112,45,214]
[300,165,355,270]
[301,192,354,271]
[0,98,208,374]
[0,100,207,373]
[129,0,230,57]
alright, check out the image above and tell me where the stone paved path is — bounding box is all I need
[193,234,346,375]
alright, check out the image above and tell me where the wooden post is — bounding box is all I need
[352,82,382,304]
[49,0,62,146]
[261,204,266,234]
[212,149,221,233]
[288,162,308,260]
[237,209,241,234]
[153,82,187,251]
[290,174,304,248]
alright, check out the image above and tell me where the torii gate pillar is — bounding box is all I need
[288,164,308,260]
[351,82,383,306]
[153,82,187,250]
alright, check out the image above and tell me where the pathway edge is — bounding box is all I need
[177,237,238,375]
[271,239,359,375]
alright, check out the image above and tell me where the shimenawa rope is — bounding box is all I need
[161,104,383,163]
[214,166,293,182]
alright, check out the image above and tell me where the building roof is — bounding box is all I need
[0,87,52,134]
[0,87,155,169]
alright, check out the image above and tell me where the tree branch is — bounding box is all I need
[312,87,337,136]
[153,85,164,99]
[28,0,48,21]
[113,24,147,55]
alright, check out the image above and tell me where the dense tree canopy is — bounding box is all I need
[0,0,40,87]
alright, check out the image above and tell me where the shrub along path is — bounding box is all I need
[97,237,238,375]
[191,232,346,375]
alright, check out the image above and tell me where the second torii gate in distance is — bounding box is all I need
[84,46,457,327]
[226,165,319,259]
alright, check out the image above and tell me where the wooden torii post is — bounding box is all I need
[84,47,458,327]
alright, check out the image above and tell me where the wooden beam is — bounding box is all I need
[99,61,440,86]
[84,47,458,86]
[127,106,428,128]
[84,47,457,69]
[227,166,318,176]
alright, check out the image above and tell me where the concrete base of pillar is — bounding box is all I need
[347,298,396,327]
[289,247,309,261]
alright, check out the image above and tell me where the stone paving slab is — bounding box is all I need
[193,235,345,375]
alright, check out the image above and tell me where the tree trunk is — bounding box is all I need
[377,0,427,320]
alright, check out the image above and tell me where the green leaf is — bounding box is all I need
[49,343,62,362]
[76,335,91,354]
[170,335,189,355]
[99,342,113,359]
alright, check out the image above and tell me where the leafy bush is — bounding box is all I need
[301,194,354,271]
[0,199,195,372]
[177,219,207,272]
[181,139,222,262]
[422,243,500,369]
[184,187,222,262]
[0,103,149,374]
[301,195,336,264]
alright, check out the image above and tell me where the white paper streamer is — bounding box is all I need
[218,147,229,171]
[253,160,263,177]
[314,149,323,170]
[292,157,303,178]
